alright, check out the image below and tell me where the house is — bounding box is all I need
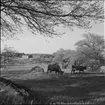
[21,55,29,59]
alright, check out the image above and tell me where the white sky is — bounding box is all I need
[1,22,104,54]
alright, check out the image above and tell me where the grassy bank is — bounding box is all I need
[11,74,105,105]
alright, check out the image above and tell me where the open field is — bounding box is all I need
[0,63,71,78]
[1,64,105,104]
[1,63,104,78]
[10,74,105,105]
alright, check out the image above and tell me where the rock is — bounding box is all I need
[30,66,44,73]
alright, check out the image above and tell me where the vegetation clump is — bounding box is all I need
[0,77,50,105]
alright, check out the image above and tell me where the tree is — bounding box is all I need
[1,46,19,64]
[53,48,64,63]
[75,33,105,71]
[1,0,104,39]
[53,49,76,68]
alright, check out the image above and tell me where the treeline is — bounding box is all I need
[1,51,54,64]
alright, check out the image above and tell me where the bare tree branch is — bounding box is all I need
[1,0,104,39]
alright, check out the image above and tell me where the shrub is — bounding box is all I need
[0,77,50,105]
[0,90,24,105]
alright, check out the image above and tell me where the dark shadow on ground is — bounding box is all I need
[10,74,105,104]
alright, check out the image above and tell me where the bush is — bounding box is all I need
[0,77,50,105]
[30,66,44,73]
[85,59,101,71]
[0,90,24,105]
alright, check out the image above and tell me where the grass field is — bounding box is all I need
[1,64,105,105]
